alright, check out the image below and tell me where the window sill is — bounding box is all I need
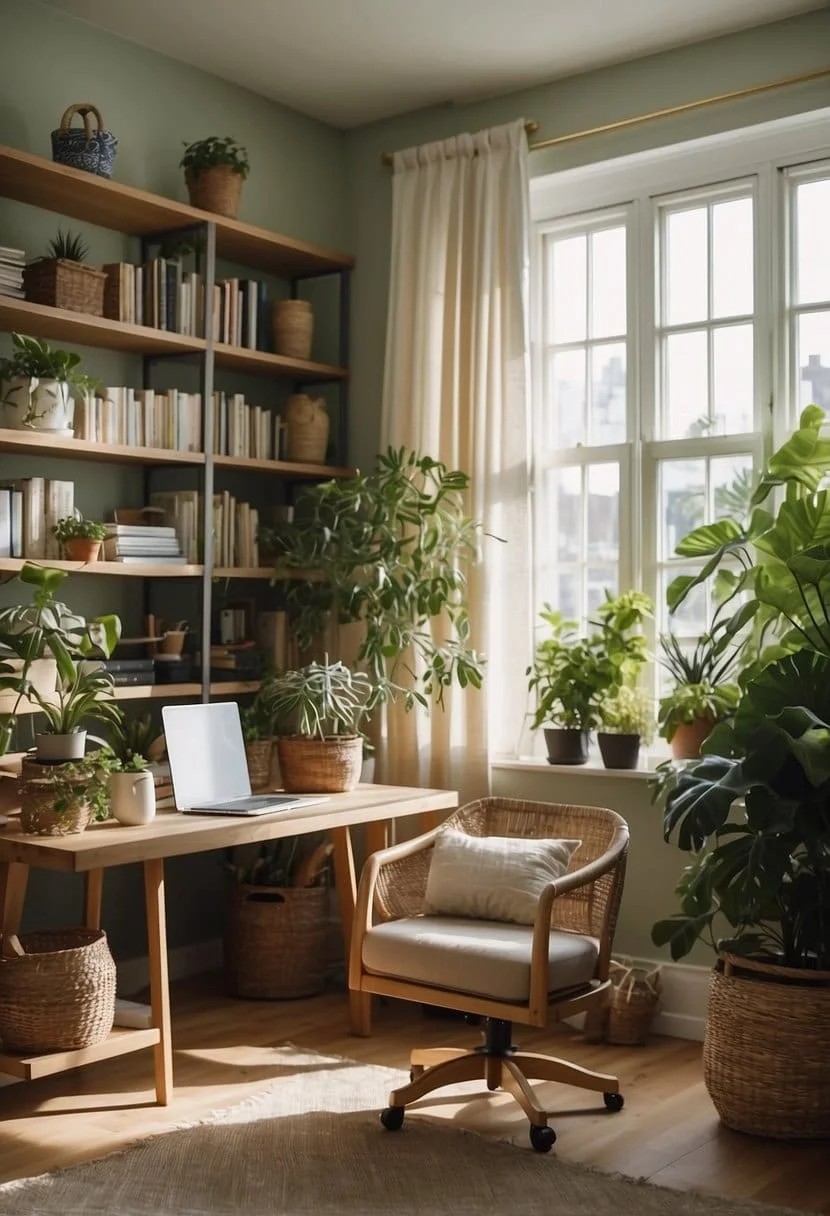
[491,748,671,782]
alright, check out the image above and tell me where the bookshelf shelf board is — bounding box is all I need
[0,297,206,359]
[0,558,203,578]
[213,566,273,580]
[213,452,352,477]
[213,342,348,381]
[0,428,204,467]
[0,144,353,277]
[112,680,261,702]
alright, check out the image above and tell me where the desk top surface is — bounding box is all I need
[0,784,458,873]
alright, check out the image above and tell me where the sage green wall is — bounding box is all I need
[0,0,349,969]
[344,7,830,470]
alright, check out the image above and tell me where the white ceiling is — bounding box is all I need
[44,0,826,129]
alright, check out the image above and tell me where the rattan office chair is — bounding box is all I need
[349,796,629,1152]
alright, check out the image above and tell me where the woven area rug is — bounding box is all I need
[0,1047,800,1216]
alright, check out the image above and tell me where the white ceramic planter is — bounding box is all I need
[109,770,156,826]
[36,729,86,761]
[1,377,74,433]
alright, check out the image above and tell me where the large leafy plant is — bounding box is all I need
[273,448,485,711]
[527,591,653,731]
[260,660,374,740]
[0,332,98,393]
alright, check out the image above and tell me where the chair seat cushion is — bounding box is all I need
[362,917,599,1003]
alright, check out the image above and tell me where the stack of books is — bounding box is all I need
[102,522,186,565]
[0,477,74,559]
[0,246,24,299]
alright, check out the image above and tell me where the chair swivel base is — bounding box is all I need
[379,1017,624,1153]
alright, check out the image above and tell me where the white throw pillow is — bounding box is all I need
[423,829,582,925]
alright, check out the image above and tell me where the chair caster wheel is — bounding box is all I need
[529,1123,556,1153]
[380,1106,405,1131]
[603,1091,624,1112]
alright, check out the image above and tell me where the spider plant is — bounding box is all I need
[47,229,89,263]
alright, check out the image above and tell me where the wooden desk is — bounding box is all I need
[0,783,457,1104]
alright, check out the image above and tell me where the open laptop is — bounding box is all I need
[162,702,330,817]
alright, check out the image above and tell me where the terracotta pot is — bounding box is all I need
[63,538,101,563]
[670,715,716,760]
[186,165,243,219]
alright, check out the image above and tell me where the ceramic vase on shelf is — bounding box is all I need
[271,298,313,360]
[284,394,329,464]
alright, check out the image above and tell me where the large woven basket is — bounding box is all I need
[245,738,273,791]
[0,928,116,1052]
[24,258,106,316]
[186,165,243,218]
[605,959,661,1045]
[271,299,313,359]
[225,883,329,999]
[704,953,830,1139]
[277,734,362,793]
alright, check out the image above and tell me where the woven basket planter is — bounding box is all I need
[284,394,329,464]
[276,734,362,793]
[704,953,830,1139]
[186,165,243,218]
[19,761,92,836]
[225,883,329,999]
[245,738,273,791]
[24,258,106,316]
[0,928,116,1052]
[271,299,313,359]
[605,960,661,1046]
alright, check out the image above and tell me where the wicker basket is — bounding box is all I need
[51,104,117,178]
[0,928,116,1052]
[245,738,273,791]
[605,959,661,1045]
[277,734,362,793]
[284,394,329,464]
[24,258,106,316]
[271,299,313,359]
[225,883,329,999]
[704,953,830,1139]
[186,165,243,219]
[19,761,92,837]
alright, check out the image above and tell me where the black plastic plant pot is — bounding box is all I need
[543,728,590,766]
[597,732,641,770]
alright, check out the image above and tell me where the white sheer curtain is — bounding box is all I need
[378,119,533,803]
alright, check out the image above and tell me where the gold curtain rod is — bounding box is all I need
[381,66,830,165]
[381,120,538,165]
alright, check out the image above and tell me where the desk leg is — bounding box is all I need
[364,820,388,857]
[143,857,173,1106]
[330,826,356,959]
[84,869,104,930]
[0,861,29,936]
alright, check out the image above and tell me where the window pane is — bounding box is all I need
[661,568,708,639]
[554,571,580,621]
[550,235,586,343]
[796,178,830,306]
[588,567,617,618]
[798,312,830,411]
[712,197,753,318]
[591,226,626,338]
[661,459,705,559]
[665,330,708,439]
[587,463,619,561]
[666,207,707,325]
[712,324,754,435]
[588,342,626,445]
[552,349,586,446]
[553,467,583,562]
[711,455,754,521]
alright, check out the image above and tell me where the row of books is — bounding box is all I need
[0,478,74,559]
[103,260,269,349]
[72,389,286,460]
[0,245,24,300]
[149,489,260,568]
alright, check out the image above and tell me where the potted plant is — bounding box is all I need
[23,229,107,317]
[526,592,653,765]
[652,649,830,1139]
[29,662,122,762]
[52,515,108,562]
[597,686,653,769]
[658,632,740,759]
[240,691,276,791]
[0,332,98,434]
[181,136,250,219]
[103,715,159,826]
[259,659,375,793]
[19,750,111,837]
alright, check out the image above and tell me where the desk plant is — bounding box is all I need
[181,136,249,219]
[652,406,830,1139]
[104,714,157,826]
[19,750,111,836]
[240,689,277,791]
[0,332,98,433]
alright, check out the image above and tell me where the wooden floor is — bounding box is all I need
[0,974,828,1213]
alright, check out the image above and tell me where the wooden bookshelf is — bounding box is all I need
[0,428,204,467]
[113,681,261,702]
[212,341,347,381]
[0,297,205,359]
[0,144,353,277]
[213,452,351,477]
[0,558,203,578]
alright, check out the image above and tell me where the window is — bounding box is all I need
[530,118,830,707]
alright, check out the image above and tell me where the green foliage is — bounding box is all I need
[239,689,275,742]
[657,680,740,742]
[37,752,112,822]
[106,713,158,766]
[599,686,654,739]
[47,229,89,263]
[273,448,486,711]
[181,136,250,179]
[653,650,830,970]
[527,591,653,731]
[31,663,122,736]
[0,333,99,396]
[51,516,107,543]
[259,659,374,740]
[224,835,330,887]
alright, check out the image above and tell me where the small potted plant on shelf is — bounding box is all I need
[180,136,250,219]
[259,658,375,793]
[657,632,740,759]
[0,332,98,434]
[597,686,654,770]
[23,229,107,317]
[52,515,108,563]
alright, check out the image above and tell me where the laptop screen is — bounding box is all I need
[162,702,252,810]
